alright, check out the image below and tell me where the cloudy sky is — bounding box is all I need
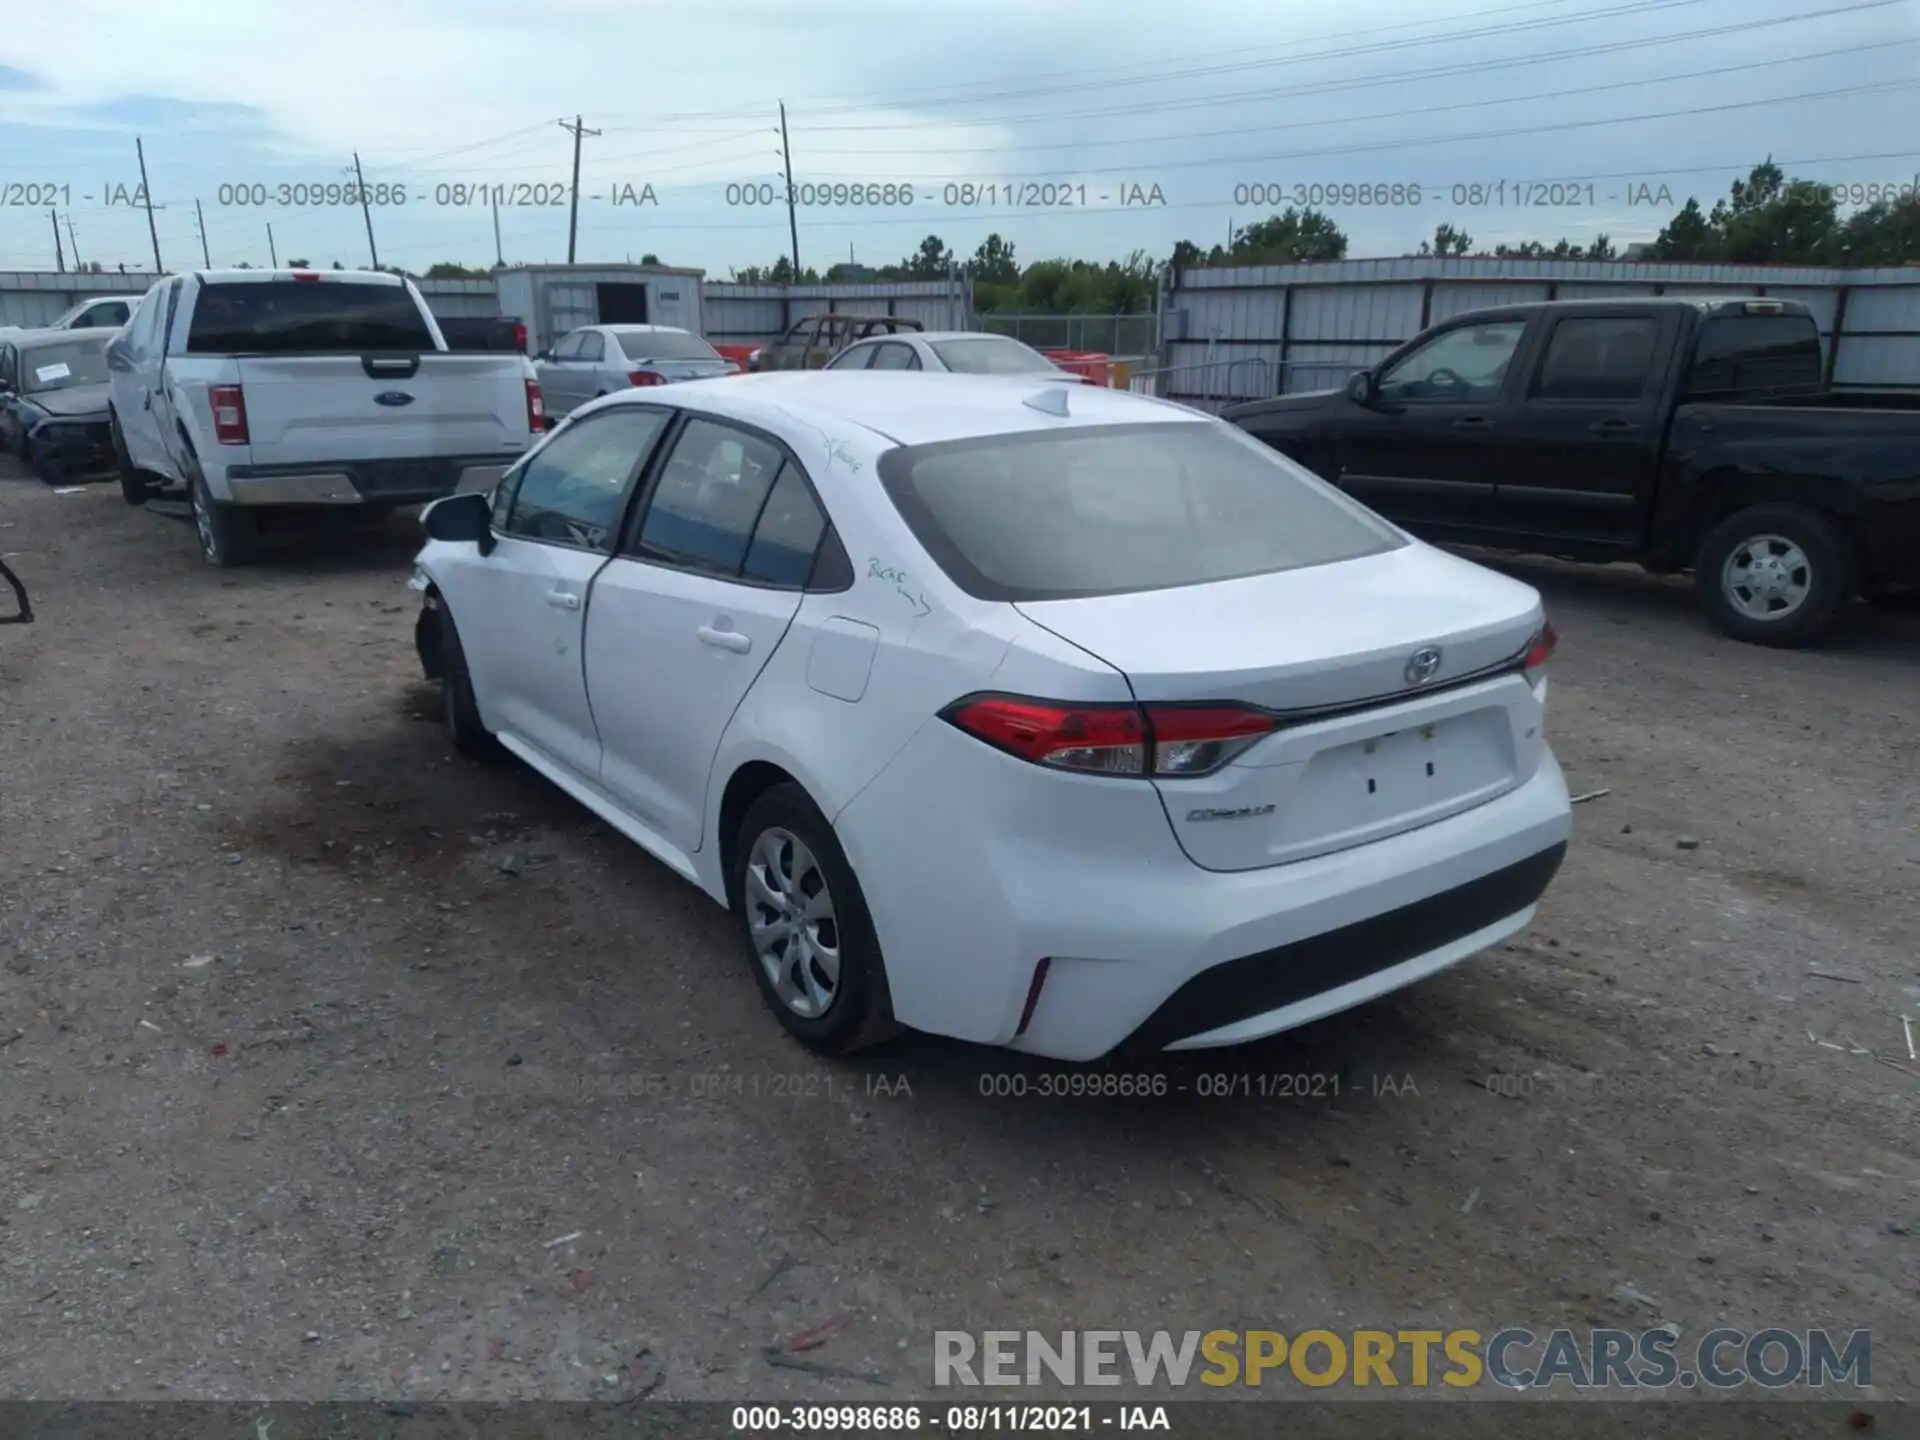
[0,0,1914,276]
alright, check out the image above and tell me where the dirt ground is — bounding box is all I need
[2,461,1917,1412]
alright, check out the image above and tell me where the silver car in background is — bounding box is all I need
[824,330,1088,379]
[533,324,736,416]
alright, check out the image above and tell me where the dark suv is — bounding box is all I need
[749,314,925,372]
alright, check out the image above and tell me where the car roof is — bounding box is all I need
[851,331,1032,346]
[1445,295,1815,324]
[641,371,1202,447]
[603,323,691,334]
[194,268,405,285]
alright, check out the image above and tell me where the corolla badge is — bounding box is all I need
[373,391,416,407]
[1404,645,1443,685]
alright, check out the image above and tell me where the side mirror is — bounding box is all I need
[421,491,495,555]
[1345,370,1377,407]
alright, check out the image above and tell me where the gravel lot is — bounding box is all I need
[2,461,1917,1412]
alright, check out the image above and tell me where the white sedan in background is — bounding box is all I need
[824,329,1088,379]
[534,323,735,416]
[411,372,1571,1061]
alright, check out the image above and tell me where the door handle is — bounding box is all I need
[1589,419,1636,435]
[545,590,581,611]
[141,389,152,411]
[696,624,752,654]
[1450,416,1491,430]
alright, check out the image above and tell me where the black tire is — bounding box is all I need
[187,459,256,568]
[1695,504,1853,648]
[27,441,64,488]
[438,604,499,761]
[111,414,157,506]
[730,783,900,1056]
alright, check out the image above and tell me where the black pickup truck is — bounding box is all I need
[436,315,527,353]
[1225,297,1920,647]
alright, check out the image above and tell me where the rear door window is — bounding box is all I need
[185,279,434,354]
[627,418,785,576]
[868,343,919,371]
[1529,317,1661,401]
[878,421,1404,601]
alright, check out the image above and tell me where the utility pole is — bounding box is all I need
[352,152,380,268]
[194,199,212,267]
[266,223,279,268]
[64,215,80,271]
[558,115,600,264]
[778,102,800,279]
[50,208,65,272]
[492,194,504,267]
[135,136,164,274]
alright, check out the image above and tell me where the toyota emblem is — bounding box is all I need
[1404,646,1443,685]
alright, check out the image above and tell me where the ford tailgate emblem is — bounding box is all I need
[1404,645,1443,685]
[374,391,416,407]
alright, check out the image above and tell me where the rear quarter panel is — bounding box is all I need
[1651,404,1920,577]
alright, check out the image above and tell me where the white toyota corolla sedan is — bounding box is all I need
[411,372,1572,1062]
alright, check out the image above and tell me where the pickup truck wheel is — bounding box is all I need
[438,605,499,761]
[110,415,158,506]
[188,465,256,568]
[1697,504,1852,648]
[731,784,901,1056]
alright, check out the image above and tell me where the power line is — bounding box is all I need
[798,78,1918,182]
[590,0,1719,126]
[799,0,1909,134]
[801,38,1916,158]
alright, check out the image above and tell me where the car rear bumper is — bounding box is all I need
[220,455,517,507]
[834,720,1573,1062]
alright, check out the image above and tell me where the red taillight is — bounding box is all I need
[513,322,528,352]
[525,379,545,433]
[1523,620,1558,673]
[629,369,665,387]
[940,694,1276,778]
[209,384,248,445]
[290,271,321,284]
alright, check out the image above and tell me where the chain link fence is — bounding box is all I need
[974,312,1158,355]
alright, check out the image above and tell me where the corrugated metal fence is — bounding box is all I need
[1144,258,1920,412]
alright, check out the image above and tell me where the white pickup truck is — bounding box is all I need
[0,294,143,337]
[106,268,545,566]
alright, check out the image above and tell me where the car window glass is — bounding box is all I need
[551,332,583,360]
[92,303,130,327]
[930,338,1057,374]
[826,344,874,370]
[185,279,434,354]
[868,343,914,371]
[23,337,112,392]
[1531,318,1659,401]
[742,464,828,587]
[160,279,183,353]
[503,407,670,550]
[1685,314,1823,394]
[631,418,785,576]
[1377,321,1526,404]
[579,332,605,362]
[0,347,15,388]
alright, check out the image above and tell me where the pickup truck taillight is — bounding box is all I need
[513,322,528,352]
[525,379,545,432]
[209,385,249,445]
[629,370,665,387]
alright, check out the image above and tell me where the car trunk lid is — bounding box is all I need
[1015,544,1550,871]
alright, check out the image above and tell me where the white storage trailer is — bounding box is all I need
[493,264,705,356]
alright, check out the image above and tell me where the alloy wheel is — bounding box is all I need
[744,827,841,1018]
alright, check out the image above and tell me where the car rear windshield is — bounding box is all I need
[929,338,1057,374]
[185,280,436,355]
[1684,314,1822,395]
[876,421,1405,601]
[615,330,719,361]
[23,338,112,392]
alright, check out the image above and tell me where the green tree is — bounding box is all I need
[287,257,311,268]
[1225,207,1347,264]
[967,233,1019,284]
[1838,194,1920,266]
[640,252,661,265]
[900,234,954,279]
[1418,222,1473,257]
[423,261,489,279]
